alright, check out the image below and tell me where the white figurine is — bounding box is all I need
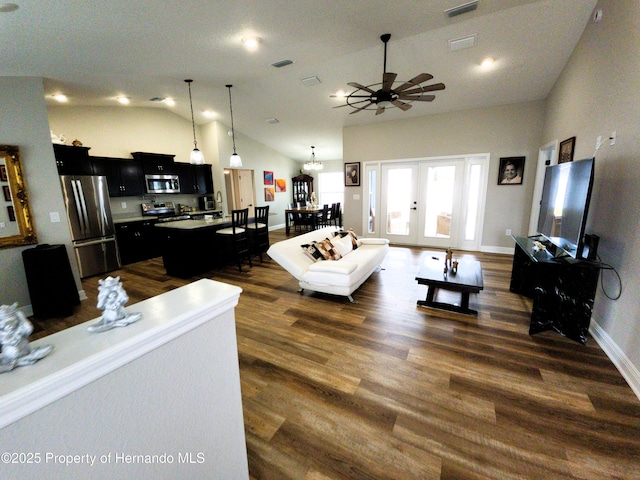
[0,303,53,373]
[87,276,142,333]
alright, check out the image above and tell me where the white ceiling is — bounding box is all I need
[1,0,597,162]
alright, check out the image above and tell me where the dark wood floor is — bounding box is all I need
[32,229,640,479]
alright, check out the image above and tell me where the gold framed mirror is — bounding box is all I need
[0,145,37,249]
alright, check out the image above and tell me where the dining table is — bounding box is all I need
[284,206,322,234]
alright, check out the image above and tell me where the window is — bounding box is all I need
[317,172,344,209]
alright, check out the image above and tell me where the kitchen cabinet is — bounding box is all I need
[132,151,177,174]
[177,163,214,194]
[53,145,93,175]
[115,220,160,265]
[93,157,144,197]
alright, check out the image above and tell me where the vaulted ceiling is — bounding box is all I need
[1,0,597,161]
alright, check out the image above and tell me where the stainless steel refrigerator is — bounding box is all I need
[60,175,121,278]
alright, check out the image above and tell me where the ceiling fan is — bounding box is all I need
[333,33,445,115]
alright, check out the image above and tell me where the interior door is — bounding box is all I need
[380,163,419,244]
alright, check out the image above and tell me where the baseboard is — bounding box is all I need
[78,289,88,301]
[590,317,640,401]
[480,245,515,255]
[270,223,285,231]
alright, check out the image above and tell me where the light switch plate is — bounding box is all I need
[50,212,60,223]
[353,194,360,200]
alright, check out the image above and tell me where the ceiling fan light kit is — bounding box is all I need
[334,33,445,115]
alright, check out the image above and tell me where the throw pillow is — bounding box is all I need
[332,233,353,257]
[333,229,360,250]
[314,238,342,261]
[301,242,325,262]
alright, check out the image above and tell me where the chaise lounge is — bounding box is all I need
[267,227,389,302]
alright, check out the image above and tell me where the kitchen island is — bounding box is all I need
[155,216,234,277]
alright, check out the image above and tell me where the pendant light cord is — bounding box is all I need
[185,79,198,149]
[227,84,237,154]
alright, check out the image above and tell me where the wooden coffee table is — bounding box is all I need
[415,259,484,315]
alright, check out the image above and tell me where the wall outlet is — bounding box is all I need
[50,212,60,223]
[0,222,5,228]
[121,202,127,209]
[506,229,512,236]
[610,131,616,145]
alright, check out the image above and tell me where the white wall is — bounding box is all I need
[542,0,640,391]
[0,78,80,310]
[343,101,545,249]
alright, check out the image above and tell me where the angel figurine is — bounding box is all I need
[0,303,53,373]
[87,276,142,333]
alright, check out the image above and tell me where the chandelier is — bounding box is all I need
[304,146,323,171]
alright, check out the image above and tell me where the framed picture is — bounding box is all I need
[275,178,286,192]
[498,156,525,185]
[0,165,7,182]
[264,187,275,202]
[3,185,11,202]
[7,205,15,222]
[263,171,274,185]
[559,137,576,163]
[345,162,360,186]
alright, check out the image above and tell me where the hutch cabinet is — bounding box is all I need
[292,174,313,203]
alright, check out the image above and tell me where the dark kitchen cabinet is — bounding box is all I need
[177,163,214,194]
[115,220,160,265]
[93,157,144,197]
[132,152,177,174]
[53,144,93,175]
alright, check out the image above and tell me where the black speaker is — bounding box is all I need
[582,234,600,261]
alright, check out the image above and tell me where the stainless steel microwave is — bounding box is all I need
[145,174,180,194]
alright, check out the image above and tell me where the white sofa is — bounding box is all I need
[267,227,389,302]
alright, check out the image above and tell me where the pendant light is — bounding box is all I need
[226,84,242,167]
[304,146,323,171]
[185,79,204,165]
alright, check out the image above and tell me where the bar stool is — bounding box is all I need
[216,208,252,272]
[247,205,270,262]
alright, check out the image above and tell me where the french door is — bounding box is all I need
[368,155,488,250]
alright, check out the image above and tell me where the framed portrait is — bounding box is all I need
[3,185,11,202]
[275,178,286,192]
[559,137,576,164]
[344,162,360,186]
[264,187,275,202]
[7,205,15,222]
[0,165,7,182]
[498,156,525,185]
[263,171,274,185]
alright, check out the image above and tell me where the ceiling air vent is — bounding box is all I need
[301,76,321,87]
[444,1,478,18]
[448,34,477,52]
[266,118,280,124]
[271,59,294,68]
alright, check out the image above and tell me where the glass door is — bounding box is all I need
[380,163,419,244]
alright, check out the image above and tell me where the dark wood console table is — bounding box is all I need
[510,235,607,345]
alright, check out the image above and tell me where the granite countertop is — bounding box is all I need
[154,216,232,230]
[113,209,224,225]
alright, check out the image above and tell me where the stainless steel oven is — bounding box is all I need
[144,174,180,194]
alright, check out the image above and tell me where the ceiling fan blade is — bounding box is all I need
[375,106,386,115]
[332,98,371,109]
[350,102,373,114]
[382,72,397,92]
[392,100,412,111]
[347,82,376,94]
[401,83,446,95]
[394,73,434,93]
[398,94,436,102]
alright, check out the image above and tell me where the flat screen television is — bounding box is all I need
[537,157,595,258]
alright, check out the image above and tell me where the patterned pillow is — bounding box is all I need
[315,238,342,261]
[333,229,360,250]
[301,242,325,262]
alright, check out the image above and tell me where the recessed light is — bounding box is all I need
[52,94,68,103]
[164,98,175,107]
[203,110,215,118]
[0,3,19,13]
[116,96,130,105]
[241,37,260,51]
[334,90,346,98]
[481,57,495,68]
